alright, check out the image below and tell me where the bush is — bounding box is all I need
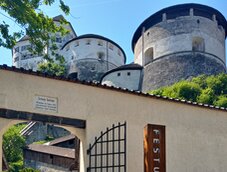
[214,95,227,108]
[197,88,215,105]
[149,73,227,108]
[3,124,26,163]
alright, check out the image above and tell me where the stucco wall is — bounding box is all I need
[1,69,227,172]
[134,16,226,65]
[101,69,142,90]
[62,38,125,67]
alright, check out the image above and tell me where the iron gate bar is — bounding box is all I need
[87,122,126,172]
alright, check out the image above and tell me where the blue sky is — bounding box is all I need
[0,0,226,65]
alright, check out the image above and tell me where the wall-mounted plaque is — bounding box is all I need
[34,95,58,113]
[144,124,166,172]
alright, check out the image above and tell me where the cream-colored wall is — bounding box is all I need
[62,38,125,67]
[134,16,226,65]
[1,69,227,172]
[101,69,141,90]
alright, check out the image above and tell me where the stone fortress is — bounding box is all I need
[12,3,227,92]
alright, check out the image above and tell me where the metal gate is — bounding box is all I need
[87,122,127,172]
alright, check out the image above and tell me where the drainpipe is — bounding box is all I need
[142,27,145,66]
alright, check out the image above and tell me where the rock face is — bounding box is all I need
[142,52,226,91]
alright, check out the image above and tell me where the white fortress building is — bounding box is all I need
[12,3,227,91]
[12,15,77,71]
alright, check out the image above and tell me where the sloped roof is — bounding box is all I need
[25,144,75,158]
[53,15,65,22]
[18,35,30,43]
[1,65,227,112]
[48,134,75,146]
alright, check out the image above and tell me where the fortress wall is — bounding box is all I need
[142,52,226,91]
[134,16,225,65]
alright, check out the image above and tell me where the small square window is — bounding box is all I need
[98,41,103,46]
[117,73,121,76]
[118,49,121,56]
[109,44,114,50]
[86,40,91,45]
[75,41,79,47]
[127,72,131,76]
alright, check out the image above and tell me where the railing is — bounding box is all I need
[87,122,127,172]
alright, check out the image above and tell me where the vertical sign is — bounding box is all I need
[144,124,166,172]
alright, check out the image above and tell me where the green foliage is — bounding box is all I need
[197,88,215,104]
[0,0,70,54]
[37,54,66,76]
[149,73,227,108]
[3,123,26,163]
[150,81,201,102]
[214,95,227,108]
[8,160,23,172]
[3,123,41,172]
[19,167,40,172]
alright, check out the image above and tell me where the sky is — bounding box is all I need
[0,0,226,65]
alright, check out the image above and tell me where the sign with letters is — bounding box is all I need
[144,124,166,172]
[34,95,58,113]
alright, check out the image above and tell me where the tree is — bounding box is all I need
[149,73,227,108]
[0,0,69,52]
[0,0,70,76]
[3,123,26,171]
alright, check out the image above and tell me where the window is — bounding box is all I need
[14,56,19,62]
[14,47,19,53]
[75,41,79,47]
[56,37,62,43]
[66,45,70,51]
[86,40,91,45]
[144,47,154,65]
[192,37,205,52]
[98,41,103,46]
[127,72,131,76]
[117,73,121,76]
[97,52,105,61]
[118,49,121,56]
[21,45,30,51]
[109,44,114,50]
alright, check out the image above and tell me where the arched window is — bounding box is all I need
[144,47,154,65]
[192,37,205,52]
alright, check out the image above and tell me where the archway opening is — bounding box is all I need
[2,121,81,172]
[144,47,154,65]
[192,37,205,52]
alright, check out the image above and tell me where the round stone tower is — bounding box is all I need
[61,34,126,81]
[132,3,227,92]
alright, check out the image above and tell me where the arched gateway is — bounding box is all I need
[1,65,227,172]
